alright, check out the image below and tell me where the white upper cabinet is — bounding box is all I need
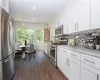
[63,23,68,34]
[62,16,69,34]
[91,0,100,29]
[67,0,90,33]
[67,9,76,33]
[0,0,9,13]
[0,0,1,5]
[72,0,91,31]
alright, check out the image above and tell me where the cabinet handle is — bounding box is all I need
[77,23,78,30]
[67,26,68,32]
[66,58,70,66]
[72,60,77,64]
[63,50,66,52]
[84,59,95,64]
[75,24,76,31]
[71,54,76,57]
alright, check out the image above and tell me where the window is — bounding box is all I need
[37,30,44,42]
[17,28,34,44]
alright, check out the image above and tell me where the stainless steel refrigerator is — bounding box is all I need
[0,7,15,80]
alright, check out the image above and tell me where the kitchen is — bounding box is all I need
[0,0,100,80]
[49,0,100,80]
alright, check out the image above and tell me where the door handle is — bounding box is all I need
[4,55,15,63]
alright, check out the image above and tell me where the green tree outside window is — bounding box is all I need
[17,28,34,44]
[37,30,44,42]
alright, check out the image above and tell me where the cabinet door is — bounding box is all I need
[67,10,76,33]
[0,0,1,5]
[81,63,100,80]
[0,0,9,13]
[57,48,63,71]
[63,24,68,34]
[74,0,90,31]
[91,0,100,29]
[63,55,70,79]
[69,57,81,80]
[63,15,69,34]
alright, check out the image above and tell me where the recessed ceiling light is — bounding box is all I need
[33,6,36,10]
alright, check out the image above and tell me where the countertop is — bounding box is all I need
[57,45,100,58]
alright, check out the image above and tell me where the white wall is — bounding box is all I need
[50,0,79,37]
[14,21,48,51]
[14,21,48,30]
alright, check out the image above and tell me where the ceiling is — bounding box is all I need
[10,0,68,24]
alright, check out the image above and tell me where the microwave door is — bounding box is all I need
[55,26,63,36]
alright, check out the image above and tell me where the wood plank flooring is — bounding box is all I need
[14,52,67,80]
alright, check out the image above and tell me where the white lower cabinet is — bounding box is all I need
[62,55,70,79]
[57,46,100,80]
[57,47,81,80]
[81,63,100,80]
[57,48,63,71]
[68,57,80,80]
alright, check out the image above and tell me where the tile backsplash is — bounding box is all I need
[66,29,100,49]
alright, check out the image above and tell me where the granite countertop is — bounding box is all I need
[57,45,100,58]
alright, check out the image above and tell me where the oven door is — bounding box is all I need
[50,46,57,67]
[50,49,55,61]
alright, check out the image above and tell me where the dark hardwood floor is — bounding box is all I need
[14,52,67,80]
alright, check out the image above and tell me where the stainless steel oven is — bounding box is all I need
[50,45,57,67]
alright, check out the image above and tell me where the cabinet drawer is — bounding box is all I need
[63,48,68,53]
[57,48,62,52]
[57,47,63,51]
[81,54,100,70]
[67,50,81,60]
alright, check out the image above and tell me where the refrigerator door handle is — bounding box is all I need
[4,55,15,63]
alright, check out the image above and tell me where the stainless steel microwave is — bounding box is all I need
[55,25,63,36]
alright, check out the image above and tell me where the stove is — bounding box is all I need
[50,45,57,67]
